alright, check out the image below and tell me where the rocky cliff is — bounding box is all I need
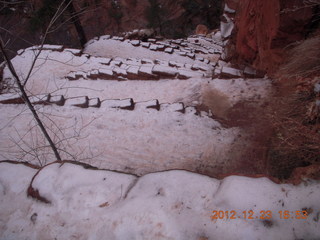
[0,0,222,56]
[224,0,319,74]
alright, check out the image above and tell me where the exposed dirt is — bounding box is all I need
[195,85,274,179]
[196,74,320,184]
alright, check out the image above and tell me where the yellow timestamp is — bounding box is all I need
[210,210,308,220]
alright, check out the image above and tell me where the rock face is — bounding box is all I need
[224,0,318,74]
[0,0,223,58]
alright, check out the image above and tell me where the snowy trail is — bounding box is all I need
[0,26,319,240]
[0,36,271,175]
[0,102,242,175]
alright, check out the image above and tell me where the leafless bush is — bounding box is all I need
[279,35,320,78]
[268,81,320,179]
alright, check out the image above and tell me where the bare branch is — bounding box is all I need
[0,40,62,161]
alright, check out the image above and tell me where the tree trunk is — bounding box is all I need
[65,0,87,48]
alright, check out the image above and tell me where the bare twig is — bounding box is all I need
[0,40,62,161]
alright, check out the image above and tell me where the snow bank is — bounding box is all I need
[0,162,319,240]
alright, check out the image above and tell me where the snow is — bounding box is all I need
[221,14,234,39]
[178,69,204,79]
[99,68,114,78]
[88,97,101,107]
[141,42,150,48]
[221,66,243,78]
[160,102,185,112]
[66,96,89,108]
[130,40,140,46]
[0,101,240,175]
[2,33,311,239]
[64,48,82,56]
[152,65,178,77]
[224,3,236,14]
[49,95,65,105]
[28,94,50,104]
[0,162,319,239]
[164,47,173,54]
[102,98,134,109]
[135,99,160,111]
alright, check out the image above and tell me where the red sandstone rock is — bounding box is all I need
[225,0,316,74]
[195,24,208,35]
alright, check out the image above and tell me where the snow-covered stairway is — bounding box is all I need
[0,94,213,118]
[0,32,271,176]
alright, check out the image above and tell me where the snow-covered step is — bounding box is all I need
[100,35,111,40]
[187,53,195,59]
[141,58,153,65]
[95,57,112,65]
[49,95,65,106]
[218,60,228,68]
[112,67,127,78]
[101,98,134,110]
[39,45,64,51]
[110,59,122,67]
[87,70,100,79]
[135,100,160,111]
[111,36,124,41]
[194,48,209,54]
[168,61,184,68]
[191,64,210,72]
[126,58,142,66]
[88,98,101,108]
[164,47,173,54]
[177,51,187,56]
[0,93,23,104]
[213,67,222,77]
[66,71,87,81]
[141,42,151,48]
[64,48,82,56]
[220,66,242,78]
[98,68,115,80]
[126,66,140,79]
[130,40,140,46]
[149,44,159,51]
[160,103,185,113]
[66,96,89,108]
[29,94,50,104]
[184,106,198,115]
[152,65,178,78]
[178,70,204,79]
[138,66,159,80]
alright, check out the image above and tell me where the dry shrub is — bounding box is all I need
[268,34,320,180]
[268,77,320,180]
[279,35,320,78]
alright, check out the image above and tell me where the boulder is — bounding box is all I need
[195,24,208,35]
